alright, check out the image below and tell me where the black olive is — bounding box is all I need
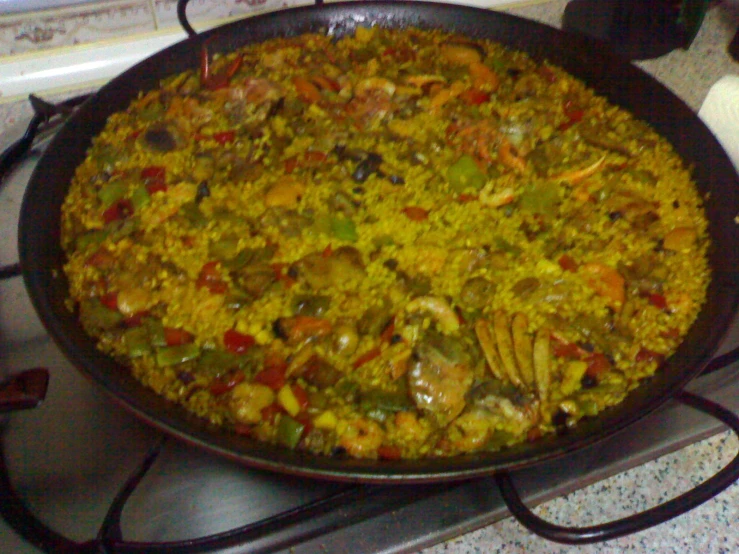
[553,409,569,435]
[507,68,522,78]
[352,186,365,194]
[178,371,195,384]
[388,174,405,185]
[608,211,623,221]
[390,334,403,344]
[581,342,595,353]
[272,318,289,340]
[672,200,680,208]
[581,374,598,389]
[144,127,177,152]
[331,446,348,458]
[383,258,399,271]
[196,182,211,203]
[352,153,383,183]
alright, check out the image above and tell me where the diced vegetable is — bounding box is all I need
[80,298,124,332]
[156,343,200,366]
[276,415,306,449]
[97,181,127,207]
[254,364,287,391]
[447,155,487,192]
[223,329,256,354]
[124,326,151,357]
[330,216,358,242]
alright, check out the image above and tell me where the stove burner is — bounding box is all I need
[1,4,739,548]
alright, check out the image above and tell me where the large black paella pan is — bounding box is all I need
[17,1,739,509]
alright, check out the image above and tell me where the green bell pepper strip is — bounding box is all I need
[155,344,200,367]
[276,415,305,449]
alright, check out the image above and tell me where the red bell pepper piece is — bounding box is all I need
[99,292,118,311]
[402,206,429,221]
[254,364,287,391]
[196,261,228,294]
[459,88,490,106]
[648,293,668,310]
[558,254,578,273]
[353,347,381,369]
[456,193,479,203]
[210,371,245,396]
[378,444,402,460]
[212,130,236,145]
[224,329,256,354]
[585,353,611,377]
[102,199,133,224]
[164,327,194,346]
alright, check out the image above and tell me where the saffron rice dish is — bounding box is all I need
[61,27,710,459]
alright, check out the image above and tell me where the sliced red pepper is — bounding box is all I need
[378,444,402,460]
[141,166,167,194]
[261,403,283,424]
[558,254,578,273]
[402,206,429,221]
[322,244,333,258]
[456,193,479,203]
[224,329,256,354]
[284,156,299,174]
[311,76,341,93]
[303,150,327,165]
[146,182,168,194]
[381,46,416,62]
[254,364,287,391]
[271,263,296,288]
[353,347,381,369]
[212,130,236,145]
[660,327,681,339]
[585,352,611,377]
[85,248,115,268]
[99,292,118,311]
[293,76,322,104]
[537,66,558,83]
[648,293,668,310]
[527,427,543,442]
[274,316,332,344]
[102,199,134,224]
[164,327,195,346]
[291,384,310,413]
[200,42,243,91]
[123,311,150,328]
[140,166,166,181]
[636,348,665,364]
[459,88,490,106]
[196,261,228,294]
[379,316,396,343]
[233,422,254,436]
[551,334,587,359]
[210,370,245,396]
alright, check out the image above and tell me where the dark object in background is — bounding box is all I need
[563,0,709,60]
[729,28,739,61]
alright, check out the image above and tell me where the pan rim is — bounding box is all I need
[18,1,739,483]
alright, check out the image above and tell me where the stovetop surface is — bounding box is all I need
[1,105,739,554]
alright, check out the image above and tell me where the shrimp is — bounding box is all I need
[407,340,474,425]
[405,296,459,334]
[337,417,384,459]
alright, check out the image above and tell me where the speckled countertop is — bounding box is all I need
[423,1,739,552]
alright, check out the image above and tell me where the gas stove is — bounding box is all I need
[0,87,738,553]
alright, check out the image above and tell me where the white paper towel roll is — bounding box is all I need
[698,74,739,173]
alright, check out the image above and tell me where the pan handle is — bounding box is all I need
[495,390,739,544]
[176,0,325,38]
